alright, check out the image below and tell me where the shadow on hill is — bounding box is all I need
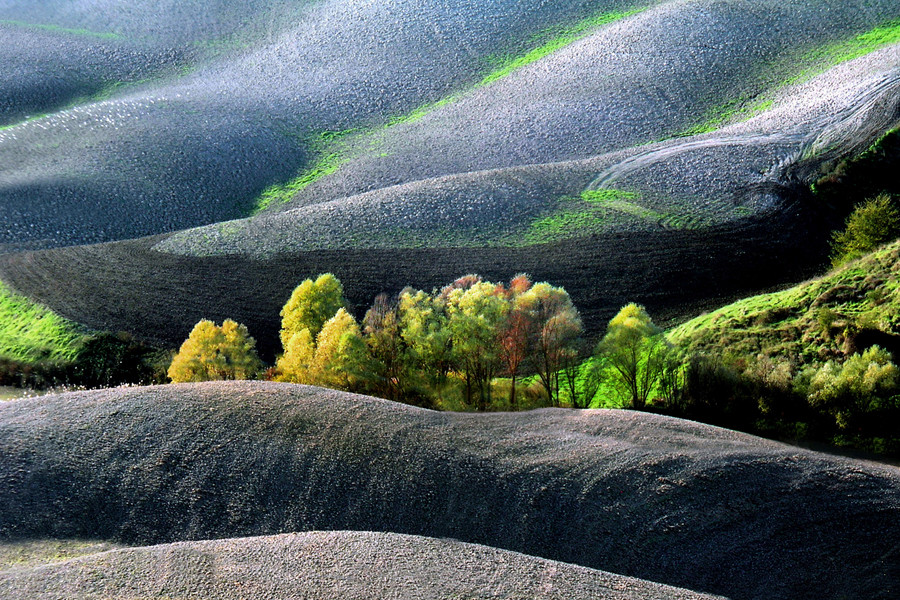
[0,189,829,361]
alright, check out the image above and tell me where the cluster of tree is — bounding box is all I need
[270,273,583,410]
[661,346,900,455]
[164,273,681,413]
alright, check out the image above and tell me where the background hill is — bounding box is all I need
[1,0,898,360]
[1,382,898,600]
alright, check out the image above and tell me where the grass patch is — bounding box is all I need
[667,239,900,364]
[679,18,900,136]
[523,188,678,244]
[0,540,120,570]
[0,19,122,40]
[478,8,644,87]
[0,281,86,363]
[525,209,607,244]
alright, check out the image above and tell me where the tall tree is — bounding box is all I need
[363,293,407,401]
[595,303,663,409]
[446,281,508,410]
[309,308,369,391]
[499,274,533,407]
[279,273,346,348]
[399,288,453,396]
[519,282,583,406]
[276,273,346,383]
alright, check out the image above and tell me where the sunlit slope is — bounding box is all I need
[1,382,898,600]
[158,42,900,256]
[0,0,634,252]
[0,531,725,600]
[264,0,900,211]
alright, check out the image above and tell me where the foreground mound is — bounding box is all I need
[0,531,724,600]
[1,382,898,599]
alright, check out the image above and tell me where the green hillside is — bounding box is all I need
[668,239,900,365]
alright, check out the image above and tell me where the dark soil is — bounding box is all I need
[1,382,898,600]
[0,196,830,360]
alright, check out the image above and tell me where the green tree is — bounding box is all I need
[596,303,663,409]
[808,345,899,430]
[168,319,262,383]
[309,308,369,391]
[399,288,453,395]
[276,273,346,383]
[363,293,408,401]
[519,282,582,406]
[831,194,900,266]
[446,280,509,410]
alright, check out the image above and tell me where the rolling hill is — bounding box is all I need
[0,0,898,360]
[1,382,898,599]
[0,531,725,600]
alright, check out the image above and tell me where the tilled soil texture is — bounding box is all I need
[1,382,898,600]
[0,199,829,360]
[0,531,727,600]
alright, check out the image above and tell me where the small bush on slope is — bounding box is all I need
[830,193,900,266]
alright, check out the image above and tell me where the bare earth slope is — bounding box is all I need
[0,0,631,252]
[1,382,897,600]
[0,531,725,600]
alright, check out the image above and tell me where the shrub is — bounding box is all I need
[830,194,900,266]
[808,345,900,430]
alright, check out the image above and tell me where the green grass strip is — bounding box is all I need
[0,282,85,363]
[255,152,349,212]
[252,6,647,213]
[0,19,122,40]
[479,8,643,87]
[680,18,900,136]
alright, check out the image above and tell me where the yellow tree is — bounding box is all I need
[309,308,368,391]
[276,329,315,384]
[595,303,663,409]
[277,273,346,383]
[279,273,345,348]
[168,319,263,382]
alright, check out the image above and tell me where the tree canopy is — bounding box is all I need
[168,319,262,383]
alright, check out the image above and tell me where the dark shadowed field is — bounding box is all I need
[0,196,829,359]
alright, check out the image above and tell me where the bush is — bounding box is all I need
[807,346,900,431]
[830,194,900,266]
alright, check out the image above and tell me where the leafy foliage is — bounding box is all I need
[168,319,262,383]
[595,303,665,409]
[808,346,899,430]
[279,273,346,348]
[830,194,900,266]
